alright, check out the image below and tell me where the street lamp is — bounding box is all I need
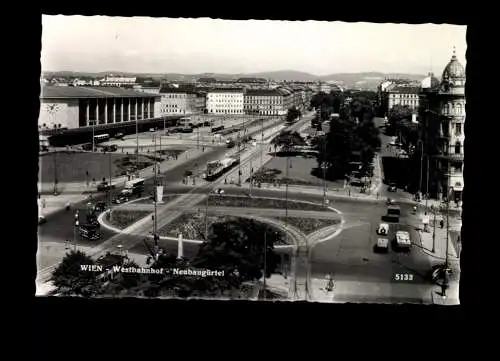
[136,113,139,172]
[53,150,58,195]
[74,218,79,251]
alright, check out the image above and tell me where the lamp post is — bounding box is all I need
[153,135,158,246]
[74,218,79,251]
[53,150,58,195]
[136,113,139,172]
[419,139,424,197]
[263,229,267,300]
[108,151,112,206]
[238,131,242,186]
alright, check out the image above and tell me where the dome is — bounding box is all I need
[442,48,465,81]
[421,72,440,89]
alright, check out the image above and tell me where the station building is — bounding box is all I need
[38,86,178,146]
[39,86,162,131]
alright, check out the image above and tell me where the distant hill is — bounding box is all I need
[43,70,428,90]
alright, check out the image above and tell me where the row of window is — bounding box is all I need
[391,93,419,98]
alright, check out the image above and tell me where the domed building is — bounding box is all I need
[421,72,440,90]
[419,48,465,202]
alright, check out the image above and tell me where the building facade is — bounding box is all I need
[378,79,422,116]
[244,89,286,115]
[419,50,465,202]
[158,87,206,116]
[99,75,137,87]
[39,86,161,131]
[206,88,244,115]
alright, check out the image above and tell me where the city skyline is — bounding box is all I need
[42,16,467,76]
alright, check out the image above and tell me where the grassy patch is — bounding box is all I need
[204,196,326,212]
[259,157,345,188]
[39,150,186,183]
[106,210,151,229]
[273,217,340,235]
[158,212,291,245]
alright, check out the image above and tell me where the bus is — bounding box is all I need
[94,134,110,143]
[121,178,145,197]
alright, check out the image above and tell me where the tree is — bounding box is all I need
[195,219,281,287]
[271,130,306,151]
[286,107,301,123]
[51,250,100,297]
[315,97,381,181]
[387,105,414,135]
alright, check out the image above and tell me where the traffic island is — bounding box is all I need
[105,210,152,229]
[272,217,340,235]
[204,195,327,212]
[157,213,291,245]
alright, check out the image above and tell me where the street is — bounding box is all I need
[37,114,454,303]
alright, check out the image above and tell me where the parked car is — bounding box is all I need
[38,215,47,225]
[388,183,397,192]
[377,223,389,236]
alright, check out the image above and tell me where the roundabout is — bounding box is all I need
[97,194,346,251]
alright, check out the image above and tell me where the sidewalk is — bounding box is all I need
[38,147,207,217]
[417,217,461,261]
[264,274,459,304]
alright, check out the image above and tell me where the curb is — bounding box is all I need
[98,204,298,248]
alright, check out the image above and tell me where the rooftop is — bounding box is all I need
[246,89,282,96]
[207,88,244,93]
[388,85,421,94]
[41,86,161,99]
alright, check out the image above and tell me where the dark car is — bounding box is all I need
[388,183,397,192]
[94,201,107,213]
[38,215,47,225]
[79,224,102,240]
[97,182,116,192]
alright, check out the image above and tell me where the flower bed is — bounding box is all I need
[106,210,152,229]
[204,196,326,212]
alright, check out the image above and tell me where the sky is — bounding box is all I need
[41,16,467,76]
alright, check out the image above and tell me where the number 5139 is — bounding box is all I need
[394,273,413,281]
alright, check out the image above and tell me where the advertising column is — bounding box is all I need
[156,185,164,203]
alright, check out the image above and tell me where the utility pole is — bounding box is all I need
[249,158,253,196]
[136,115,139,172]
[322,136,327,207]
[426,155,430,210]
[260,117,264,168]
[205,193,209,240]
[432,207,436,253]
[153,135,158,246]
[53,151,58,195]
[92,120,95,153]
[419,139,424,196]
[163,116,166,136]
[263,229,267,300]
[238,131,242,186]
[108,151,112,206]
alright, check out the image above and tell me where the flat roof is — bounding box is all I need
[40,86,162,99]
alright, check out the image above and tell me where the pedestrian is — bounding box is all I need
[440,219,444,229]
[42,198,46,209]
